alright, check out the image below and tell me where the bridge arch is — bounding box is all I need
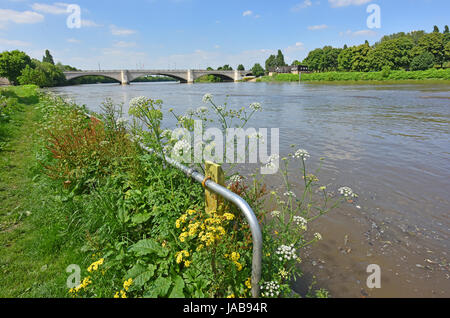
[194,72,235,82]
[64,72,122,84]
[128,72,188,83]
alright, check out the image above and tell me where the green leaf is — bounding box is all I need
[131,212,151,225]
[144,276,172,298]
[129,238,168,257]
[127,263,156,287]
[168,275,185,298]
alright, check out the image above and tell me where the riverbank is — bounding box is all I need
[1,85,333,298]
[258,68,450,83]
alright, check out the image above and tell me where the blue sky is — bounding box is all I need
[0,0,448,69]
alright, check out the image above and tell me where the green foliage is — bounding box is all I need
[410,52,436,71]
[18,61,66,87]
[0,50,32,85]
[217,65,233,71]
[251,63,265,77]
[237,64,245,71]
[42,50,55,65]
[265,49,287,71]
[303,46,342,72]
[259,68,450,82]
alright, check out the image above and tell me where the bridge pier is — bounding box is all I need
[121,70,130,85]
[187,69,194,84]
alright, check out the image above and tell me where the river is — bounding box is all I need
[47,81,450,298]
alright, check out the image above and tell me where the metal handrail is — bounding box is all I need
[137,143,262,298]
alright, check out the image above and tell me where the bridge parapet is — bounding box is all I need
[63,69,251,84]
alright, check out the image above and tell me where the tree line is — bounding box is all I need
[272,26,450,74]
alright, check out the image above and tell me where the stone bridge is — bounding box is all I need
[63,69,252,85]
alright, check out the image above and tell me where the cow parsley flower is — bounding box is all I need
[202,93,213,103]
[271,210,281,218]
[283,191,296,198]
[293,149,310,160]
[249,102,262,112]
[294,216,307,230]
[261,281,280,298]
[116,117,128,126]
[314,233,322,241]
[264,154,279,170]
[275,244,296,261]
[129,96,147,108]
[338,186,357,198]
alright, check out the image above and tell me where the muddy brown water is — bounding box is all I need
[48,81,450,297]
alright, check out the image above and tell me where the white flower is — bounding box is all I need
[283,191,296,198]
[202,93,213,103]
[314,233,322,241]
[264,154,279,170]
[275,244,297,261]
[271,210,281,218]
[338,186,357,198]
[129,96,147,108]
[294,216,307,230]
[172,139,191,156]
[116,117,128,126]
[162,129,173,139]
[249,102,262,112]
[293,149,310,160]
[229,175,242,184]
[261,281,280,298]
[196,106,208,114]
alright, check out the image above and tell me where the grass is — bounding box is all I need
[258,68,450,83]
[0,86,86,297]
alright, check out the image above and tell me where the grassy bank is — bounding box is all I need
[258,68,450,83]
[0,86,343,298]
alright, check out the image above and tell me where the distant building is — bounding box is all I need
[0,77,10,85]
[268,65,309,76]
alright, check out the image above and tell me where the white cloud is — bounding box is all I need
[340,29,377,37]
[329,0,373,7]
[110,25,137,36]
[81,19,101,27]
[291,0,312,12]
[308,24,328,31]
[0,38,31,47]
[67,38,80,43]
[0,9,44,27]
[31,3,69,14]
[113,41,137,48]
[243,10,253,16]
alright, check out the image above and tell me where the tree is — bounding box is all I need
[444,25,449,34]
[251,63,265,77]
[237,64,245,71]
[275,50,287,67]
[415,32,446,67]
[206,66,213,71]
[218,64,233,71]
[367,37,414,71]
[433,25,440,33]
[18,60,65,87]
[42,49,55,65]
[338,46,354,71]
[0,50,32,85]
[410,52,435,70]
[291,60,301,66]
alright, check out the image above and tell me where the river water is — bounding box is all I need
[47,81,450,297]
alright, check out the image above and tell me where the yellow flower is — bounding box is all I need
[179,232,188,242]
[114,291,120,298]
[245,277,251,289]
[184,260,191,267]
[120,290,127,298]
[227,294,235,298]
[223,213,235,221]
[123,278,133,291]
[187,209,196,215]
[230,252,240,262]
[234,261,243,271]
[87,258,104,273]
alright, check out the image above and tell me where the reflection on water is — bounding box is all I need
[47,81,450,297]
